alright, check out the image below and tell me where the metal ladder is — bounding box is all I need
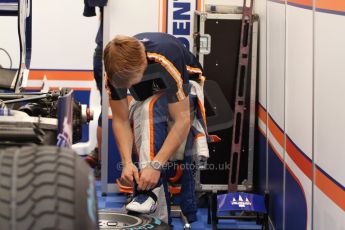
[228,0,255,192]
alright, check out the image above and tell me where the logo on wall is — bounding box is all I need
[164,0,201,51]
[231,195,252,208]
[217,192,267,213]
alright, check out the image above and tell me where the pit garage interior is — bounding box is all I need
[0,0,344,230]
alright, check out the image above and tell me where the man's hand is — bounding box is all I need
[138,168,161,191]
[121,162,140,186]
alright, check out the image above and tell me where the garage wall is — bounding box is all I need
[256,0,345,229]
[314,3,345,229]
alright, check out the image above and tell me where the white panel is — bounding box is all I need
[314,11,345,230]
[286,6,313,159]
[104,0,159,42]
[267,2,285,229]
[285,6,313,230]
[267,1,285,127]
[30,0,98,70]
[0,17,20,69]
[314,188,345,230]
[254,0,267,107]
[314,12,345,189]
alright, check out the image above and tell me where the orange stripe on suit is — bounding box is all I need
[149,94,163,160]
[186,65,202,74]
[147,52,185,101]
[197,97,207,128]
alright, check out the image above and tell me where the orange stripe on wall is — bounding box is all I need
[316,170,345,212]
[288,0,312,7]
[258,105,267,125]
[162,0,167,32]
[316,0,345,12]
[197,0,202,11]
[272,0,345,13]
[267,116,284,146]
[288,0,345,13]
[286,138,312,180]
[28,70,94,81]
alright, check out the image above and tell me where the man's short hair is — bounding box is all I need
[104,35,147,88]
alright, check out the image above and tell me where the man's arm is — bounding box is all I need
[110,99,139,185]
[138,96,190,190]
[154,96,191,165]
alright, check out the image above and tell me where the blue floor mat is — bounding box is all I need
[96,181,262,229]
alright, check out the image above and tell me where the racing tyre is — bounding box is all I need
[99,211,170,229]
[0,145,98,230]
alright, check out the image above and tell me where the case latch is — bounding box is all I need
[199,34,211,55]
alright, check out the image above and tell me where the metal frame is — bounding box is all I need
[0,0,18,12]
[101,4,111,195]
[194,10,259,192]
[247,15,259,188]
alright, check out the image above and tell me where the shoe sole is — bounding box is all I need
[126,203,157,214]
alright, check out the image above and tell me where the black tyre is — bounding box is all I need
[99,211,170,230]
[0,145,98,230]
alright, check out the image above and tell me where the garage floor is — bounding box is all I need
[95,181,262,229]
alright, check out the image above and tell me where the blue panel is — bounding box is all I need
[73,90,90,106]
[73,90,90,142]
[255,131,267,194]
[268,145,284,230]
[285,168,307,230]
[107,119,122,183]
[258,131,307,230]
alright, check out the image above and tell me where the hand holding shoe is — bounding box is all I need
[121,162,139,186]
